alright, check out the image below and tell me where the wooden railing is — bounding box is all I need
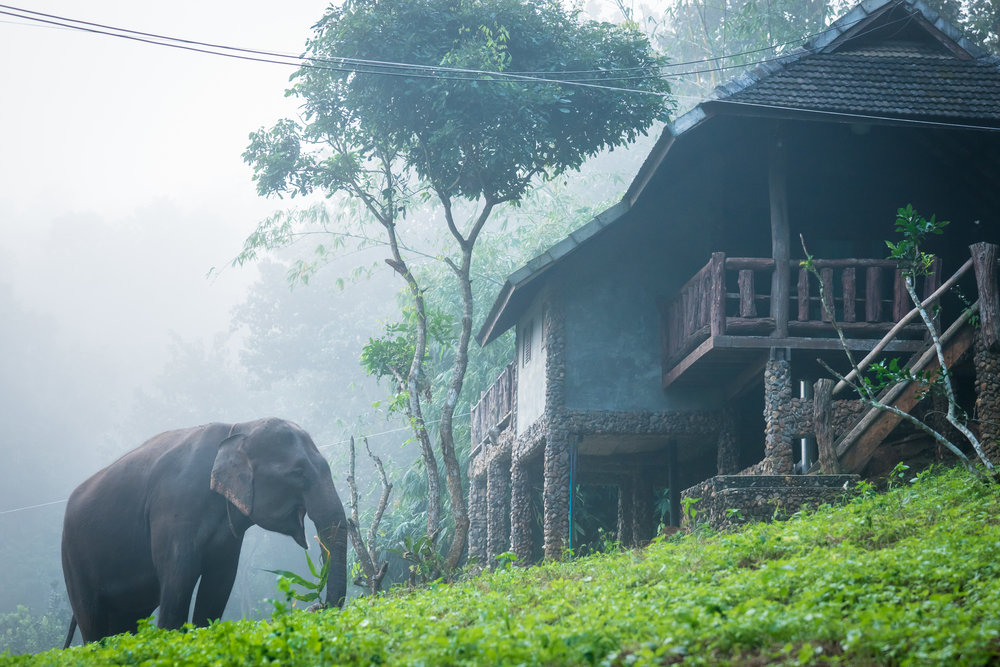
[662,253,943,364]
[470,361,516,447]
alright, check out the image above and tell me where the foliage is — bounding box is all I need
[242,0,670,576]
[0,602,66,657]
[265,540,332,611]
[10,465,1000,665]
[801,205,995,475]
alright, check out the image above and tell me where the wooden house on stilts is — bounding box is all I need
[467,0,1000,564]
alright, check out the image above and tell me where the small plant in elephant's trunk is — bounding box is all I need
[266,538,331,616]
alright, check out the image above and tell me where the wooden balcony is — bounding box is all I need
[661,253,941,389]
[471,361,516,450]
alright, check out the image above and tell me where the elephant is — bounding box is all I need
[61,418,347,647]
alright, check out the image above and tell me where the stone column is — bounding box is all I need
[486,455,511,562]
[542,425,570,559]
[509,457,533,564]
[975,335,1000,464]
[716,408,740,474]
[762,358,795,474]
[617,478,634,546]
[467,473,488,563]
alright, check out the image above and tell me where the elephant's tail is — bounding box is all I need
[63,615,77,650]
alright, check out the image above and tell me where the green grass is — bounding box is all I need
[6,465,1000,666]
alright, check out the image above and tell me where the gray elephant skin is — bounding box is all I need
[61,418,347,646]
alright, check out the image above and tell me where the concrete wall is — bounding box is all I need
[557,219,715,413]
[515,299,547,435]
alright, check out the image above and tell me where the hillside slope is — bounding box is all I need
[6,466,1000,666]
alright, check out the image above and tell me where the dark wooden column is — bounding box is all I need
[971,243,1000,352]
[769,125,790,339]
[667,440,681,527]
[813,378,841,473]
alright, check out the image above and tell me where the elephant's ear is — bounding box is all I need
[210,434,253,517]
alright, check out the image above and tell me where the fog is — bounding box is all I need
[0,0,404,646]
[0,0,660,652]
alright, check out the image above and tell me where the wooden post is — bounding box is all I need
[842,267,856,323]
[971,242,1000,352]
[769,127,790,338]
[866,267,882,322]
[738,269,757,317]
[893,268,909,322]
[710,252,727,337]
[667,440,680,528]
[813,378,841,473]
[820,268,835,322]
[797,267,810,321]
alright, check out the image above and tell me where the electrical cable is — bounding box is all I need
[0,4,921,93]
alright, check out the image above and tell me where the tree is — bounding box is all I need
[243,0,671,571]
[802,206,997,478]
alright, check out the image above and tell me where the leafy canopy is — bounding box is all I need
[244,0,671,206]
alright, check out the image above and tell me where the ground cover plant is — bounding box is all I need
[6,465,999,665]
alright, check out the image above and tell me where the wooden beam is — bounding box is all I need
[842,267,856,323]
[866,267,882,322]
[710,252,727,337]
[813,378,841,473]
[768,126,790,338]
[738,269,757,317]
[667,441,680,528]
[971,243,1000,352]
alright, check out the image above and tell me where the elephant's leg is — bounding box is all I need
[154,549,202,630]
[106,606,155,638]
[191,541,242,626]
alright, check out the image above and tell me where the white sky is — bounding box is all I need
[0,1,330,381]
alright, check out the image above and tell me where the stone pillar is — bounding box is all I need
[975,335,1000,464]
[762,358,795,474]
[617,478,634,546]
[509,457,533,564]
[542,426,570,559]
[631,472,654,546]
[716,408,740,474]
[467,473,488,563]
[486,455,511,562]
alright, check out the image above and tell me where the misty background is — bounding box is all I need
[0,0,654,651]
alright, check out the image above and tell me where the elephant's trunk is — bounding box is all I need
[305,477,348,609]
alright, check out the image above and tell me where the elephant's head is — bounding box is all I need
[209,418,347,608]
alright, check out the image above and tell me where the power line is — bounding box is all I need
[0,498,68,515]
[0,3,913,95]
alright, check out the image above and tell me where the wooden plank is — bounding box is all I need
[797,267,810,321]
[813,378,841,474]
[820,267,835,322]
[726,257,774,271]
[739,269,757,317]
[866,267,882,322]
[971,243,1000,351]
[662,334,716,388]
[710,334,925,352]
[728,258,897,270]
[842,267,856,323]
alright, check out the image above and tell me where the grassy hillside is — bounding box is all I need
[6,465,1000,666]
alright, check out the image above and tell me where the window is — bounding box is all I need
[522,319,533,366]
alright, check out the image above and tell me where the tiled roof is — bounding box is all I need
[725,43,1000,121]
